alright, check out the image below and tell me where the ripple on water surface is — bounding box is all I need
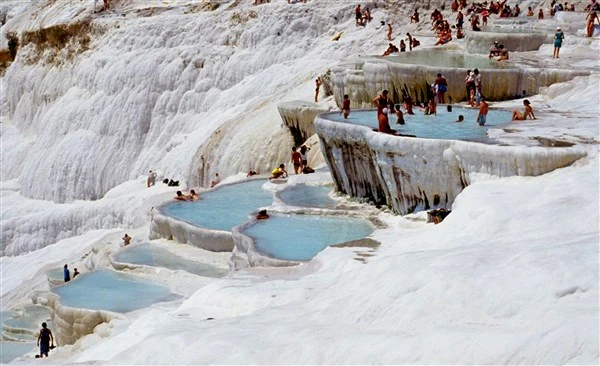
[244,214,374,261]
[52,270,180,313]
[323,108,512,142]
[278,184,336,208]
[161,179,272,231]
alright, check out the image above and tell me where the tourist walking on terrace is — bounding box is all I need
[147,170,157,187]
[387,23,393,40]
[586,11,599,37]
[355,4,363,26]
[553,27,565,58]
[37,323,54,358]
[63,264,70,283]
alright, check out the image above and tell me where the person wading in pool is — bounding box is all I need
[63,264,70,283]
[37,322,54,358]
[477,97,489,126]
[372,90,393,117]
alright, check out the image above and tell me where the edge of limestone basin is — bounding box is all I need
[314,113,587,215]
[277,100,331,147]
[231,209,382,270]
[46,292,122,346]
[149,212,235,252]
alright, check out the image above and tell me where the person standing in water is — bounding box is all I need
[477,97,489,126]
[553,27,565,58]
[63,264,70,283]
[37,322,54,358]
[341,94,351,119]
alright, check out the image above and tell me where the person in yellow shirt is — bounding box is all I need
[270,164,288,180]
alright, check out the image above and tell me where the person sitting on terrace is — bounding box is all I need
[378,108,396,134]
[256,209,270,220]
[456,27,465,39]
[399,39,407,52]
[411,37,421,48]
[489,40,500,58]
[362,7,372,23]
[270,164,288,180]
[247,170,258,177]
[497,44,509,61]
[435,28,453,45]
[382,43,399,56]
[410,9,420,23]
[471,14,481,31]
[527,6,534,16]
[174,191,189,201]
[512,99,536,121]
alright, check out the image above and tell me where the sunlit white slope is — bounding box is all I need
[0,0,382,203]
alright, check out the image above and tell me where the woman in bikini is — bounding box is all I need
[512,99,536,121]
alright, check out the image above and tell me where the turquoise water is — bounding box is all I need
[323,108,511,142]
[386,51,515,69]
[114,244,228,278]
[244,214,374,261]
[1,308,49,362]
[278,185,336,208]
[3,305,51,331]
[52,270,180,313]
[0,341,36,363]
[161,179,272,231]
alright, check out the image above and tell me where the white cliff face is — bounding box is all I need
[0,1,366,203]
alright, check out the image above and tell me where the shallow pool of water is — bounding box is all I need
[278,185,337,208]
[2,305,51,331]
[52,270,180,313]
[243,214,374,261]
[386,50,514,69]
[114,244,228,278]
[322,108,511,142]
[0,341,36,363]
[161,179,272,231]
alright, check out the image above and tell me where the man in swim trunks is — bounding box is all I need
[291,147,302,174]
[355,4,363,26]
[341,94,351,118]
[37,322,54,358]
[477,97,489,126]
[314,77,322,103]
